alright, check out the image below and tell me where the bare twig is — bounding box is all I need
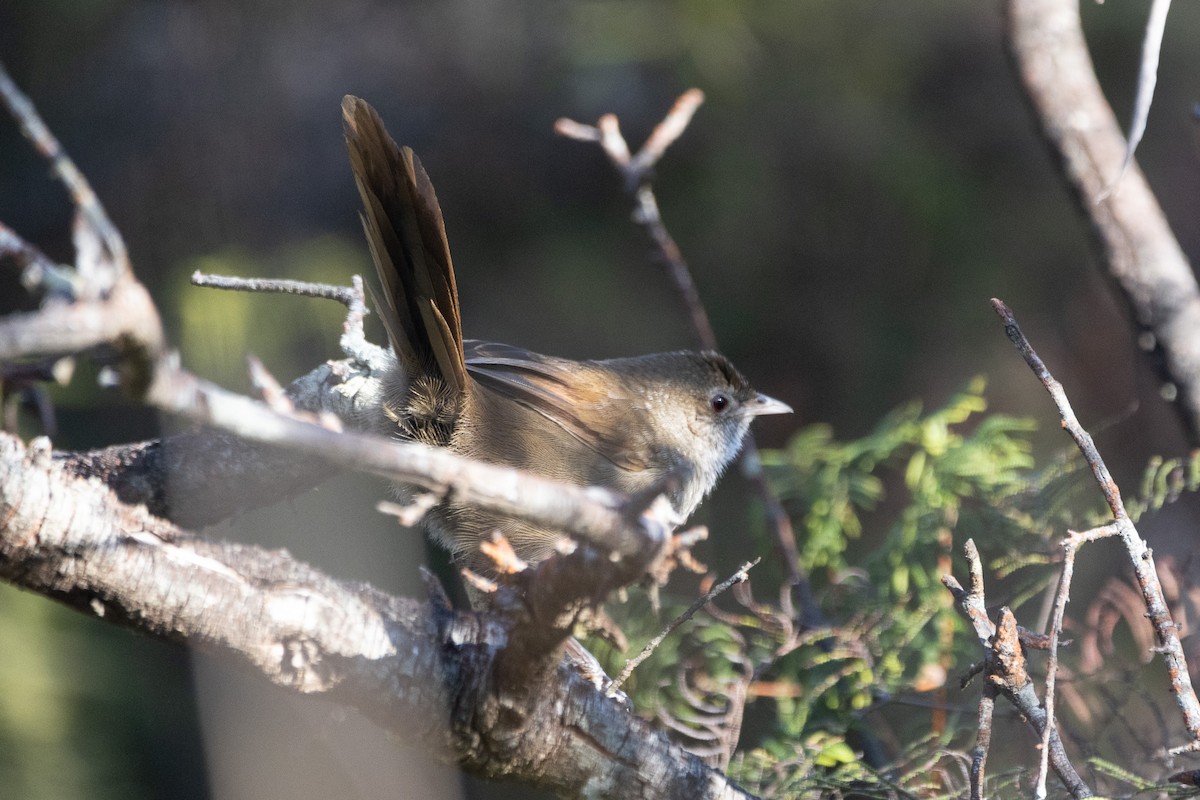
[993,298,1200,755]
[632,89,706,180]
[191,271,359,306]
[1037,523,1120,797]
[337,275,378,365]
[1,59,178,398]
[556,90,717,352]
[970,687,994,800]
[991,299,1123,517]
[555,89,705,190]
[610,558,760,693]
[943,540,1091,798]
[192,271,386,380]
[0,221,71,297]
[0,62,127,274]
[556,91,820,628]
[1109,0,1172,191]
[377,494,440,527]
[244,354,343,433]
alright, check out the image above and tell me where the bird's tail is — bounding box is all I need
[342,95,467,396]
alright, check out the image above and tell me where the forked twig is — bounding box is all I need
[943,540,1090,799]
[191,271,385,373]
[1037,523,1120,795]
[992,298,1200,758]
[0,62,127,273]
[556,90,821,628]
[556,89,716,348]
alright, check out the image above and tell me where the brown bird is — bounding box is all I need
[342,96,790,568]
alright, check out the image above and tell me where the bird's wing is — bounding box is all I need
[464,340,652,472]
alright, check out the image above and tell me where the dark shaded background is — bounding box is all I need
[2,2,1199,798]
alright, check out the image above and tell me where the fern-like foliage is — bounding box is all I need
[599,379,1200,797]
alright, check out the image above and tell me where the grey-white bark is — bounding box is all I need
[1006,0,1200,444]
[0,431,753,799]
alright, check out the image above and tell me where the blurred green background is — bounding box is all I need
[2,1,1200,797]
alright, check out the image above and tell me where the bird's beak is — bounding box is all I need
[746,393,793,416]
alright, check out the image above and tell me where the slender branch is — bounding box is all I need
[991,299,1123,518]
[0,61,128,273]
[992,298,1200,755]
[1037,523,1119,797]
[632,89,706,180]
[556,91,717,348]
[1111,0,1172,187]
[191,271,359,306]
[0,221,67,292]
[610,558,760,693]
[970,687,995,800]
[193,271,386,387]
[556,91,821,628]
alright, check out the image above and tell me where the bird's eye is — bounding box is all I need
[710,393,731,413]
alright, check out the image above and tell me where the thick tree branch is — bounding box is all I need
[55,273,392,528]
[0,432,752,799]
[0,59,765,796]
[58,356,388,527]
[1006,0,1200,444]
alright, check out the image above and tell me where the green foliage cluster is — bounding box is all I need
[699,382,1200,797]
[1128,451,1200,523]
[608,379,1126,795]
[760,379,1050,722]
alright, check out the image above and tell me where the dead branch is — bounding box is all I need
[0,63,127,272]
[0,432,752,799]
[0,60,764,798]
[943,540,1091,799]
[556,91,823,636]
[993,298,1200,756]
[611,558,760,694]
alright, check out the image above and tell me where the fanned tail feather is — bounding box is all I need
[342,95,467,395]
